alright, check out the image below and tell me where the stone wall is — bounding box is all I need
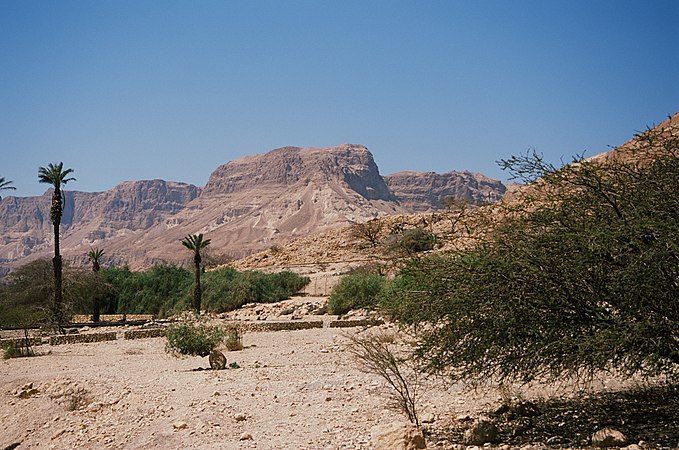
[123,328,167,340]
[49,332,117,346]
[0,337,43,349]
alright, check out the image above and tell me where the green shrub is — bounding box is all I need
[384,122,679,383]
[202,267,310,313]
[165,313,225,357]
[328,272,386,315]
[3,343,35,359]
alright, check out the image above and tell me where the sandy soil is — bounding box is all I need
[1,322,477,450]
[2,299,673,450]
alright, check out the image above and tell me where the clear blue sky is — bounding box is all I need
[2,0,677,197]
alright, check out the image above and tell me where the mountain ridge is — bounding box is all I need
[0,144,506,271]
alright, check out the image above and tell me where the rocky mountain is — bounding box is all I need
[385,170,507,212]
[0,144,506,271]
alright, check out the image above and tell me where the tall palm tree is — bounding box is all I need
[38,162,75,330]
[87,248,104,322]
[0,177,16,199]
[181,233,211,313]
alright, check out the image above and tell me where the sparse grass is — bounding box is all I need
[224,329,244,351]
[3,343,36,359]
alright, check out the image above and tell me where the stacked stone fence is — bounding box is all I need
[3,318,383,351]
[0,337,44,349]
[124,328,167,340]
[49,332,117,346]
[329,318,384,328]
[232,320,324,333]
[71,314,154,323]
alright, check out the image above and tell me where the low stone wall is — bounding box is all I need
[233,320,324,333]
[0,337,43,349]
[329,318,384,328]
[123,328,167,340]
[49,332,117,346]
[71,314,154,323]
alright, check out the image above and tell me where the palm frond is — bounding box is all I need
[0,177,16,191]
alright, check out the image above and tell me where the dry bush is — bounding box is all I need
[346,328,424,426]
[224,329,244,351]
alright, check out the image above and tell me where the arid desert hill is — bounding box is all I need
[0,144,506,272]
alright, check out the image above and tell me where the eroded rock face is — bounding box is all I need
[0,144,503,270]
[0,180,199,266]
[384,170,506,212]
[203,144,397,202]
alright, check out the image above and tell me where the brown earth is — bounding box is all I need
[2,298,677,450]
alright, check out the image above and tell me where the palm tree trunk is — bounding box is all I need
[51,188,65,332]
[52,222,65,332]
[193,259,201,313]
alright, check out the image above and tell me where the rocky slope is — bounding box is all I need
[385,170,507,211]
[0,144,506,271]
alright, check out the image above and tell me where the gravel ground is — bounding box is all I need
[2,303,677,450]
[1,324,475,450]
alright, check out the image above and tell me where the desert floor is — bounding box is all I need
[2,299,677,450]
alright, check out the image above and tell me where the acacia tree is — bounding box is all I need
[87,248,105,322]
[38,162,75,330]
[182,233,211,313]
[382,118,679,383]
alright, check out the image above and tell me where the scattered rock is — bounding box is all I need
[51,429,67,440]
[234,412,247,422]
[464,419,498,445]
[420,412,436,424]
[172,421,188,430]
[208,350,227,370]
[371,421,426,450]
[239,432,253,441]
[14,383,38,399]
[592,428,628,447]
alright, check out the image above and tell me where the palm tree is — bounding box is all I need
[87,248,104,322]
[38,162,75,330]
[181,233,211,313]
[0,177,16,199]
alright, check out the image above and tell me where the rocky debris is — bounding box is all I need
[172,421,188,430]
[592,427,628,447]
[239,432,253,441]
[14,383,38,399]
[217,298,328,322]
[233,412,247,422]
[463,418,498,445]
[420,412,436,424]
[384,170,506,212]
[208,350,227,370]
[371,421,426,450]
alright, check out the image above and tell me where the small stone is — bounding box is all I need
[371,421,426,450]
[622,445,642,450]
[420,412,436,424]
[51,429,67,440]
[172,421,188,430]
[240,432,253,440]
[234,413,247,422]
[592,428,628,447]
[464,419,498,445]
[86,402,102,412]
